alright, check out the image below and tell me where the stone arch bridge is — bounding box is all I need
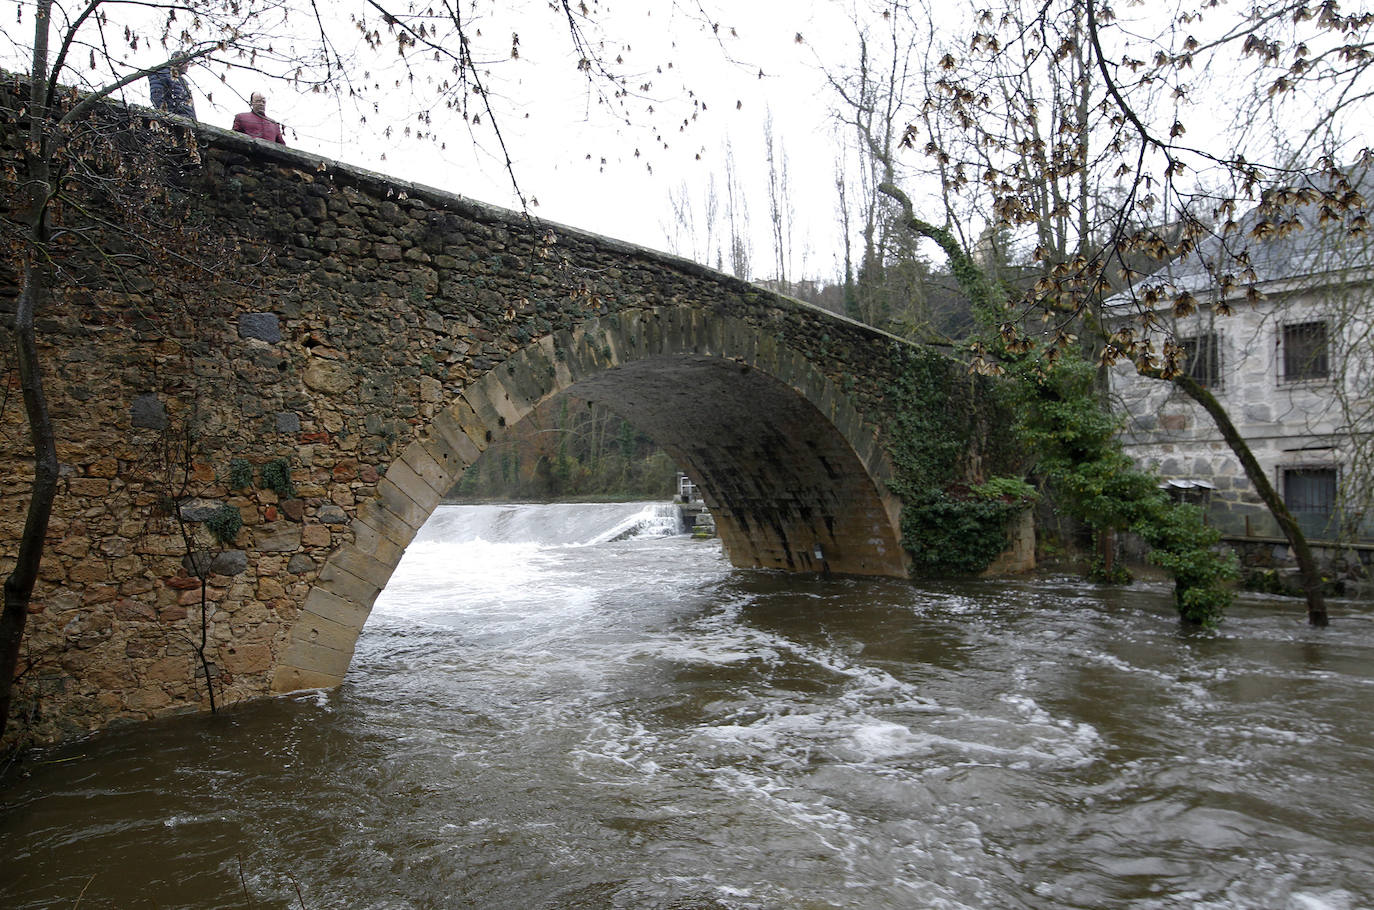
[0,118,1017,741]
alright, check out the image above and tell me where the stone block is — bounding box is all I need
[291,609,363,653]
[300,587,371,630]
[211,550,248,576]
[126,638,160,659]
[145,655,191,684]
[68,562,110,584]
[430,408,483,464]
[177,585,225,607]
[328,545,397,591]
[303,359,353,394]
[463,374,525,432]
[55,536,91,558]
[130,393,168,430]
[350,516,408,565]
[271,662,345,694]
[87,457,119,478]
[419,375,444,404]
[397,442,451,499]
[288,554,316,574]
[317,505,348,524]
[447,397,492,451]
[257,576,287,600]
[1160,414,1189,431]
[179,498,224,522]
[113,598,157,622]
[238,313,282,343]
[376,475,432,530]
[317,559,383,608]
[125,687,174,711]
[220,642,273,675]
[255,521,302,552]
[68,477,111,497]
[355,500,418,551]
[502,354,552,407]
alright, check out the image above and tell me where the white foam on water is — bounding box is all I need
[581,501,684,544]
[412,501,683,547]
[1288,892,1362,910]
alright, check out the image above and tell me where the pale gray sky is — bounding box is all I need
[221,1,867,282]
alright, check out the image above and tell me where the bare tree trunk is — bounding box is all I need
[1173,374,1329,626]
[2,1,58,741]
[878,182,998,314]
[764,111,789,286]
[1,263,59,741]
[723,139,751,280]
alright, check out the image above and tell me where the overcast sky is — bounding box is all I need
[192,1,870,283]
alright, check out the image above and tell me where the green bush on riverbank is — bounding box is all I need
[448,396,677,502]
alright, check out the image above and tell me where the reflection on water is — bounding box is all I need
[2,503,1373,909]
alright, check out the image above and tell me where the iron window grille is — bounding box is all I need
[1281,320,1330,382]
[1283,466,1338,540]
[1180,332,1222,388]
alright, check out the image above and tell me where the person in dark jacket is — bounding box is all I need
[232,93,287,145]
[148,63,195,119]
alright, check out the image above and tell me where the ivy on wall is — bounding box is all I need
[880,342,1235,625]
[883,345,1031,576]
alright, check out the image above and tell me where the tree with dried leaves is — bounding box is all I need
[834,0,1374,626]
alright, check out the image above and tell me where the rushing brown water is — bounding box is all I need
[3,503,1372,909]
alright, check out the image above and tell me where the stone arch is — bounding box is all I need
[271,308,906,693]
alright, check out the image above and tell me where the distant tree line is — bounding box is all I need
[449,395,678,501]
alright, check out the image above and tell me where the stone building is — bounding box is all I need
[1109,168,1374,576]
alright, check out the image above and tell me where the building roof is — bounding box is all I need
[1110,164,1374,306]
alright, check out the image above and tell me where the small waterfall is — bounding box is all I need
[415,501,686,547]
[588,502,686,543]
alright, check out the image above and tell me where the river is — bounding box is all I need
[2,502,1372,909]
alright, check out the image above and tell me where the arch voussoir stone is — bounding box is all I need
[398,442,455,501]
[382,459,443,513]
[431,405,487,464]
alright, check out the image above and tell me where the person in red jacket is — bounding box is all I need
[232,93,286,145]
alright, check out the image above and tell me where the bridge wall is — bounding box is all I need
[1,114,993,743]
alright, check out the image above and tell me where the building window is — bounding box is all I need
[1283,466,1337,539]
[1180,332,1221,387]
[1282,321,1329,382]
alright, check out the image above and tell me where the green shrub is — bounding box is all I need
[1010,351,1236,625]
[205,504,243,545]
[901,491,1024,576]
[884,348,1025,575]
[226,457,253,491]
[260,458,293,497]
[970,476,1039,503]
[1133,498,1237,627]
